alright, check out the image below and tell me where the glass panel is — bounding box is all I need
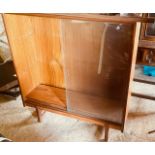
[93,13,142,17]
[145,13,155,36]
[60,19,134,124]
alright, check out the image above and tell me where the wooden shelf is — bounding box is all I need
[26,85,66,110]
[136,62,155,66]
[66,90,124,124]
[25,84,123,124]
[139,40,155,49]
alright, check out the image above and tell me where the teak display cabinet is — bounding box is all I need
[3,13,150,141]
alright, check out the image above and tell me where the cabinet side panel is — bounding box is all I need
[122,22,141,130]
[3,14,64,99]
[3,14,39,99]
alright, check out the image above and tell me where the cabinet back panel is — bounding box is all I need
[3,15,64,99]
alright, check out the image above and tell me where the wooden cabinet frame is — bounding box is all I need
[2,13,147,141]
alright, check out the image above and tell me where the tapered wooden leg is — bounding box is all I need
[99,125,109,142]
[36,107,41,122]
[35,107,46,122]
[23,101,26,107]
[104,125,109,142]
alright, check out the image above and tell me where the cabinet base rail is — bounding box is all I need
[33,105,119,142]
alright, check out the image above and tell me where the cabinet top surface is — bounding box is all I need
[4,13,155,24]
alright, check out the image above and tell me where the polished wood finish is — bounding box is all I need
[3,14,64,100]
[26,101,122,130]
[99,125,109,142]
[3,14,142,141]
[10,13,155,23]
[121,22,141,130]
[26,85,66,110]
[139,40,155,49]
[36,107,41,122]
[35,107,46,122]
[104,125,109,142]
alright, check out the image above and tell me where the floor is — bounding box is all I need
[1,67,155,141]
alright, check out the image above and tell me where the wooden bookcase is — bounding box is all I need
[137,14,155,66]
[3,13,147,141]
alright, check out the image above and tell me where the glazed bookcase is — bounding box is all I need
[3,13,150,141]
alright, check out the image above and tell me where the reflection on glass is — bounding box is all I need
[97,13,142,17]
[60,19,134,124]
